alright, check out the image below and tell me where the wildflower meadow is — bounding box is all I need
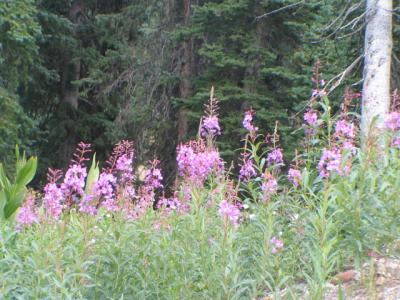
[1,80,400,299]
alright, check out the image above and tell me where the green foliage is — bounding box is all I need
[0,0,41,91]
[0,88,36,171]
[85,154,99,195]
[0,146,37,220]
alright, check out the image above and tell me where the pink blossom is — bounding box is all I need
[270,236,284,253]
[144,166,163,189]
[392,137,400,148]
[177,142,223,185]
[288,168,301,187]
[243,110,258,132]
[201,116,221,137]
[267,148,284,166]
[79,194,97,215]
[239,156,257,181]
[61,164,87,197]
[318,148,343,178]
[218,200,241,227]
[93,172,117,212]
[16,194,38,230]
[43,182,64,219]
[304,109,318,126]
[116,152,134,183]
[335,119,355,139]
[384,112,400,130]
[261,173,278,201]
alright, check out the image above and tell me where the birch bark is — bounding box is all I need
[361,0,393,142]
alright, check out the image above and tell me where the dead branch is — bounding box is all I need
[255,0,305,20]
[326,55,363,95]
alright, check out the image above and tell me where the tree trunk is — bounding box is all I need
[177,0,197,142]
[61,1,84,109]
[361,0,393,143]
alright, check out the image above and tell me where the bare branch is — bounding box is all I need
[255,0,305,20]
[326,55,363,95]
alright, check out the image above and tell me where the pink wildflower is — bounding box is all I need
[270,236,284,254]
[261,172,278,201]
[288,168,301,187]
[239,155,257,181]
[116,152,134,183]
[318,148,343,178]
[201,116,221,137]
[243,110,258,132]
[177,141,223,185]
[43,182,64,219]
[335,119,355,139]
[218,200,241,227]
[16,194,38,230]
[384,112,400,130]
[304,109,318,126]
[61,164,87,197]
[266,148,284,166]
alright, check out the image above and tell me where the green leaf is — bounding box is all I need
[0,163,10,189]
[3,189,25,219]
[15,156,37,188]
[85,153,99,195]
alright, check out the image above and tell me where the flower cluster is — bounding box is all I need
[303,109,319,135]
[239,154,256,181]
[335,119,355,139]
[43,182,64,219]
[266,148,283,166]
[243,109,258,132]
[201,116,221,137]
[384,112,400,131]
[270,236,284,254]
[218,200,241,227]
[288,168,302,187]
[61,164,87,198]
[261,172,278,201]
[16,193,38,230]
[177,141,223,185]
[116,152,134,183]
[318,148,350,178]
[144,160,163,189]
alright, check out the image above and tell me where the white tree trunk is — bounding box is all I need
[361,0,393,141]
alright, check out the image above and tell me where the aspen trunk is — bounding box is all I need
[361,0,393,142]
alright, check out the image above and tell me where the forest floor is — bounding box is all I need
[263,255,400,299]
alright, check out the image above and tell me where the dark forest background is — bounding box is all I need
[1,0,400,185]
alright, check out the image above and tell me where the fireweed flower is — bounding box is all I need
[201,116,221,137]
[218,200,241,227]
[243,110,258,132]
[261,172,278,201]
[144,165,163,189]
[384,112,400,130]
[266,148,284,166]
[270,236,284,254]
[157,197,187,214]
[79,194,97,215]
[239,155,257,181]
[61,164,87,197]
[93,172,117,211]
[392,137,400,148]
[318,148,344,178]
[43,182,64,219]
[16,193,38,230]
[177,142,223,185]
[335,119,355,139]
[304,109,318,126]
[288,168,302,187]
[116,152,134,183]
